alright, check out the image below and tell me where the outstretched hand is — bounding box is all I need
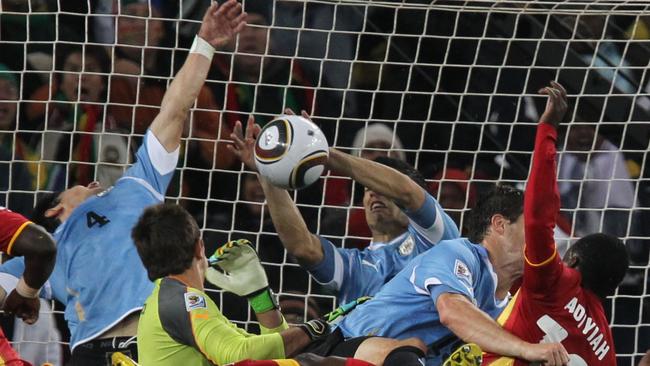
[228,115,261,171]
[538,81,568,129]
[198,0,247,49]
[284,108,312,120]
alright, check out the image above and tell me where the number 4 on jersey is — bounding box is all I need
[86,211,110,228]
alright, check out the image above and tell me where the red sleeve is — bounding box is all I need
[523,122,563,293]
[0,208,32,255]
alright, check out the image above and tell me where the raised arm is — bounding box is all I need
[327,148,425,212]
[228,117,324,267]
[523,81,568,291]
[437,293,569,365]
[149,0,246,152]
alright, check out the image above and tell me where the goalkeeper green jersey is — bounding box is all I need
[137,277,287,366]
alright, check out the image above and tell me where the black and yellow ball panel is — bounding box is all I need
[255,118,294,164]
[289,150,328,189]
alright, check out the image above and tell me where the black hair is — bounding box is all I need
[31,192,63,233]
[466,184,524,243]
[565,233,629,299]
[131,203,201,281]
[373,156,428,192]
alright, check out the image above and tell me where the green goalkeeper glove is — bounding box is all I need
[205,239,277,313]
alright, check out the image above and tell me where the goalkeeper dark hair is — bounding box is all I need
[564,233,629,300]
[372,156,428,192]
[466,184,523,244]
[132,203,201,281]
[31,192,63,233]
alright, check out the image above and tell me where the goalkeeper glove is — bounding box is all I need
[205,239,277,314]
[298,318,330,341]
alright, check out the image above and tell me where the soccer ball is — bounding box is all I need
[254,115,329,190]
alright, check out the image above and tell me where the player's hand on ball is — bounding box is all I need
[198,0,247,49]
[522,342,569,366]
[538,81,568,129]
[284,108,312,121]
[205,239,269,297]
[229,115,261,171]
[3,289,39,325]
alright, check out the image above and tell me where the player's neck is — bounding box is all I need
[371,227,406,244]
[482,240,521,300]
[170,262,205,292]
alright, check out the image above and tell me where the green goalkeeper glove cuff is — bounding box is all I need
[248,288,278,314]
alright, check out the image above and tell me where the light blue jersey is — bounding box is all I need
[308,193,459,304]
[0,130,178,350]
[337,238,508,365]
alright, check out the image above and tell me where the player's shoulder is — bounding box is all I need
[430,238,475,258]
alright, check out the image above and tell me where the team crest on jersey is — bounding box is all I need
[398,235,415,256]
[454,259,472,284]
[184,292,207,312]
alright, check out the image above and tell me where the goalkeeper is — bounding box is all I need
[132,203,368,366]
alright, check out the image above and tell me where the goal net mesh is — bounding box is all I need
[0,0,648,364]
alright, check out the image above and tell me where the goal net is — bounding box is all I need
[0,0,648,364]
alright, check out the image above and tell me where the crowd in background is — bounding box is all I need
[0,0,649,364]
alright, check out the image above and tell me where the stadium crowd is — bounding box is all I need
[0,0,649,365]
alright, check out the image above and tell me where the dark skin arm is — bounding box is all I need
[3,223,56,324]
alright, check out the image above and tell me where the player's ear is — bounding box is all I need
[195,238,205,260]
[490,214,506,235]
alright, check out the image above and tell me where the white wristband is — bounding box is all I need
[190,35,215,61]
[16,277,39,299]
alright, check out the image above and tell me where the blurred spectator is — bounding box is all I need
[27,44,128,190]
[108,0,173,134]
[207,12,316,128]
[429,168,477,231]
[573,15,639,95]
[558,124,637,238]
[0,64,35,215]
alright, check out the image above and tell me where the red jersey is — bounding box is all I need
[0,206,31,255]
[483,123,616,366]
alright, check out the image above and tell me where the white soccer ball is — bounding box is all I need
[254,115,329,190]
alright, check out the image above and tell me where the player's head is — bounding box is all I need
[466,184,524,248]
[564,233,629,299]
[132,203,204,281]
[363,156,427,235]
[31,182,104,230]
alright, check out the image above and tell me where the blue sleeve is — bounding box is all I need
[0,258,63,301]
[404,192,460,248]
[123,130,178,195]
[409,244,477,306]
[0,257,25,278]
[307,237,348,291]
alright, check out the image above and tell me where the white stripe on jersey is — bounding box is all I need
[310,246,345,292]
[410,265,443,295]
[118,177,165,201]
[409,204,445,244]
[146,131,179,176]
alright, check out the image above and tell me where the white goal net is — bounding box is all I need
[0,0,648,364]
